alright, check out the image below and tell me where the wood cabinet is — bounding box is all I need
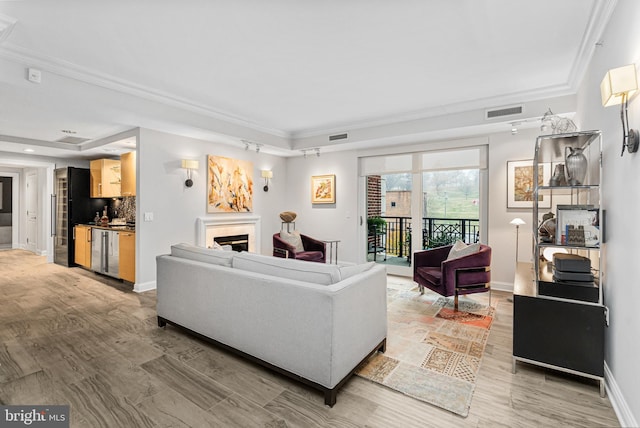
[74,225,92,268]
[90,159,121,198]
[120,151,136,197]
[119,231,135,283]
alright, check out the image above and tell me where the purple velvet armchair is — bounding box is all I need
[273,233,326,263]
[413,244,492,309]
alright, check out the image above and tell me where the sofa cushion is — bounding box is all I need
[446,240,480,260]
[171,243,235,267]
[416,266,442,286]
[232,252,341,285]
[339,262,375,280]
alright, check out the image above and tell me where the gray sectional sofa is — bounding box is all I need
[156,243,388,406]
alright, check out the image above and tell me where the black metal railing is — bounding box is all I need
[369,216,480,260]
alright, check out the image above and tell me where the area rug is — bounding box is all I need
[356,285,494,417]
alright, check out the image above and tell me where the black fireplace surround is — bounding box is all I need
[214,234,249,252]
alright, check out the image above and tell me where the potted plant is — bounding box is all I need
[367,216,386,232]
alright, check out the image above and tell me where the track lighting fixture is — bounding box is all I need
[240,140,264,154]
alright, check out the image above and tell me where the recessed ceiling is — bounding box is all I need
[0,0,614,158]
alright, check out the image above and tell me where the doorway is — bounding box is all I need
[0,176,12,250]
[26,172,38,253]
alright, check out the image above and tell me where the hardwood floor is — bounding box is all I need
[0,250,619,427]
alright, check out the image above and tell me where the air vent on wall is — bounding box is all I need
[485,105,524,120]
[329,133,348,142]
[56,136,90,144]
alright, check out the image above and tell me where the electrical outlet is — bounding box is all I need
[144,212,154,222]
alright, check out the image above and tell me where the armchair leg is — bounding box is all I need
[454,294,459,311]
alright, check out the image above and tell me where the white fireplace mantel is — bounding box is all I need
[196,215,261,253]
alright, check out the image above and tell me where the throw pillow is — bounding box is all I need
[280,230,305,253]
[446,240,480,260]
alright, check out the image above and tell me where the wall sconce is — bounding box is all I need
[261,169,273,192]
[601,64,639,156]
[181,159,199,187]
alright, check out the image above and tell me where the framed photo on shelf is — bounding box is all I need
[311,174,335,204]
[507,160,551,209]
[556,205,599,246]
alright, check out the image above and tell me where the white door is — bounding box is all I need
[26,172,37,253]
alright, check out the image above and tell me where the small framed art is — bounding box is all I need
[507,160,551,209]
[311,174,335,204]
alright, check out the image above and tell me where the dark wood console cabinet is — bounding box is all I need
[513,263,605,396]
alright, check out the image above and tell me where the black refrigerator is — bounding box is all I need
[53,167,109,267]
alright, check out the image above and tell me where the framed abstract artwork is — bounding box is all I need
[207,155,254,213]
[507,160,551,209]
[311,174,335,204]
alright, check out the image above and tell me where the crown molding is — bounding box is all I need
[0,134,81,151]
[566,0,618,91]
[290,83,576,140]
[0,43,290,139]
[0,13,17,44]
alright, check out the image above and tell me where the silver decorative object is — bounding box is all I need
[549,164,567,186]
[565,147,588,185]
[540,108,577,134]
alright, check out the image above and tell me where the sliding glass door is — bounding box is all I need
[360,146,487,277]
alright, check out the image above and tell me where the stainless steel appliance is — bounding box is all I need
[91,228,120,278]
[53,167,108,267]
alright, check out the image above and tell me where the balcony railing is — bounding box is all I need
[368,216,480,261]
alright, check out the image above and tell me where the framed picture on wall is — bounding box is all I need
[507,160,551,209]
[311,174,336,204]
[207,155,254,213]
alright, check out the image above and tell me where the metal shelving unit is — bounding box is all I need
[513,130,606,397]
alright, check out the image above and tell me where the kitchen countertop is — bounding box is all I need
[82,223,136,232]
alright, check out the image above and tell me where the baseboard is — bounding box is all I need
[605,362,638,427]
[491,280,513,293]
[134,280,156,293]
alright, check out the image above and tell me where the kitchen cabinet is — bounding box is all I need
[74,225,92,268]
[90,159,121,198]
[119,231,135,283]
[120,151,136,197]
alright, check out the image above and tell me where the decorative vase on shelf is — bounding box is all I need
[549,164,567,186]
[564,147,588,185]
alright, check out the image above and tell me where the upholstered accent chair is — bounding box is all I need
[273,232,326,263]
[413,243,492,309]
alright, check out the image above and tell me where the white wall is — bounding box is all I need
[284,150,360,264]
[574,0,640,425]
[487,128,541,287]
[136,128,287,290]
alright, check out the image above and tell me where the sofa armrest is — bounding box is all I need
[273,247,290,258]
[328,264,387,385]
[273,234,297,258]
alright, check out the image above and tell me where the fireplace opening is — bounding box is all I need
[214,234,249,252]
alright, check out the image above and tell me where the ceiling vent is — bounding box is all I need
[485,105,524,120]
[56,136,90,144]
[329,133,348,142]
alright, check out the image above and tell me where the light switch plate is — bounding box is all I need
[144,212,154,221]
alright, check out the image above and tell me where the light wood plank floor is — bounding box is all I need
[0,250,619,427]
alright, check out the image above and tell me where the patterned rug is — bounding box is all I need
[356,284,494,417]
